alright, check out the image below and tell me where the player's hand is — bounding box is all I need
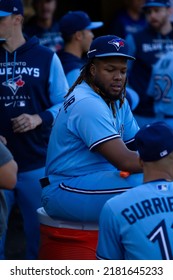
[11,113,42,133]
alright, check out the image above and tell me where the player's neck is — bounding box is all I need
[64,43,83,58]
[144,176,173,183]
[2,33,26,53]
[143,169,173,183]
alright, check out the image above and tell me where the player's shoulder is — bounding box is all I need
[154,51,173,69]
[64,83,109,116]
[74,82,105,102]
[31,36,54,53]
[36,43,54,56]
[159,50,173,59]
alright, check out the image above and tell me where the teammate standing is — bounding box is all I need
[97,121,173,260]
[23,0,64,52]
[108,0,147,39]
[41,35,143,223]
[0,0,69,259]
[58,10,103,87]
[126,0,173,127]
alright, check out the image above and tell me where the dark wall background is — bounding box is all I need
[23,0,126,36]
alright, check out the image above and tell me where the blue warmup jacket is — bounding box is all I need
[0,36,66,172]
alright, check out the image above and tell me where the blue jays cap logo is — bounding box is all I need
[108,38,125,51]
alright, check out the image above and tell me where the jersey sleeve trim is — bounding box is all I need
[89,134,120,150]
[124,137,135,145]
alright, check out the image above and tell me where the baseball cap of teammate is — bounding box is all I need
[0,0,23,17]
[87,35,135,60]
[135,122,173,162]
[59,11,103,38]
[143,0,171,8]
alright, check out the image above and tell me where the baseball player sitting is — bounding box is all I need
[41,35,143,223]
[97,121,173,260]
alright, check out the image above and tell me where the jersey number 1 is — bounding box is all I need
[147,219,173,260]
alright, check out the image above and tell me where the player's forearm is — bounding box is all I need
[116,151,142,173]
[96,138,142,173]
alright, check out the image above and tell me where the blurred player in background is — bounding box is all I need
[147,50,173,128]
[126,0,173,127]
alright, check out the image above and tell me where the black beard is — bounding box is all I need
[94,80,122,102]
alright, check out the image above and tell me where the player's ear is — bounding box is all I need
[90,63,96,77]
[13,14,24,25]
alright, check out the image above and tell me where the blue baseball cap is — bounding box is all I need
[0,0,23,17]
[59,11,103,38]
[143,0,171,8]
[135,122,173,162]
[87,35,135,60]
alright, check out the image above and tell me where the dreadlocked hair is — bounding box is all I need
[64,60,127,118]
[64,62,92,98]
[120,77,127,108]
[108,77,127,117]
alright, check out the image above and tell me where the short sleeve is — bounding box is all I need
[67,97,120,150]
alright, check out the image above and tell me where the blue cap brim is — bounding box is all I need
[143,4,169,8]
[85,22,103,30]
[0,11,12,17]
[95,53,135,60]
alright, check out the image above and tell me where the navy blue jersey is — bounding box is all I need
[108,10,147,39]
[126,25,173,117]
[0,36,69,172]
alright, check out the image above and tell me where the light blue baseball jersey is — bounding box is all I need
[42,81,143,222]
[147,51,173,124]
[46,81,139,177]
[97,180,173,260]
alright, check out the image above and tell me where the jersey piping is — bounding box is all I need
[89,134,120,150]
[59,182,132,194]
